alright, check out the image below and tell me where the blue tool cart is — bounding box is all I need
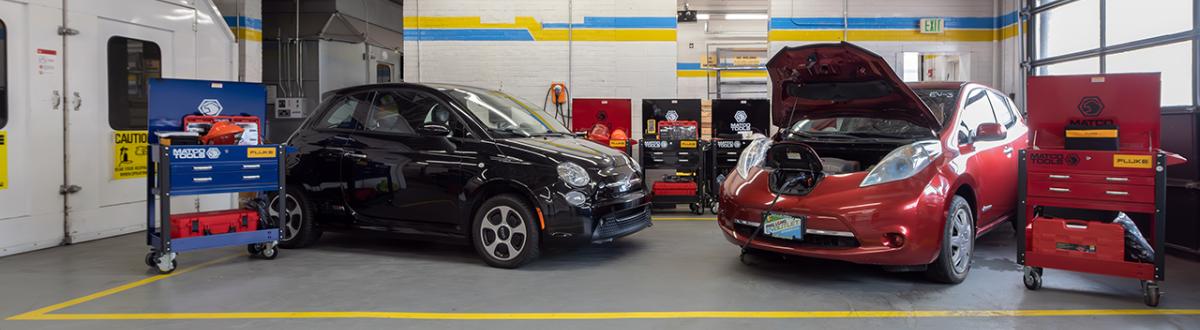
[145,144,286,274]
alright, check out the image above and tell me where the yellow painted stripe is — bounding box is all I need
[6,255,239,320]
[1066,129,1118,138]
[769,28,1015,42]
[554,29,676,42]
[231,27,262,42]
[677,70,768,78]
[14,309,1200,321]
[653,217,716,221]
[406,16,675,42]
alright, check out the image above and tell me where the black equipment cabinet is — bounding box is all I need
[1161,109,1200,256]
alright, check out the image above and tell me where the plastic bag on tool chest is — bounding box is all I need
[1114,212,1154,263]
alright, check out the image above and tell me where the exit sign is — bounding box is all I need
[920,18,945,34]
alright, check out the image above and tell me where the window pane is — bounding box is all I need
[376,64,393,83]
[1106,41,1194,106]
[320,93,369,130]
[1035,0,1099,59]
[366,92,415,134]
[960,89,998,141]
[107,37,162,130]
[987,92,1017,128]
[0,19,7,129]
[1035,57,1100,76]
[1106,0,1192,46]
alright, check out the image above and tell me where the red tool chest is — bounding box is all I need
[652,181,699,196]
[1019,73,1185,307]
[170,209,259,239]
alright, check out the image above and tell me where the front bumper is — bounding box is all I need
[538,188,653,246]
[717,169,949,266]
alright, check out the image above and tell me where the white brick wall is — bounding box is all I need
[403,0,678,139]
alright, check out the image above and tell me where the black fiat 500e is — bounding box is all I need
[278,83,651,268]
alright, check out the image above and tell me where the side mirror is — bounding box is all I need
[974,122,1007,142]
[418,124,451,137]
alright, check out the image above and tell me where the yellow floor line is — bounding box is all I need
[653,217,717,221]
[6,254,239,321]
[12,309,1200,321]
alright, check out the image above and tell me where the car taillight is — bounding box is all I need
[883,233,906,248]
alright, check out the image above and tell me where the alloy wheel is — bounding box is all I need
[270,194,303,242]
[479,205,527,261]
[949,207,973,274]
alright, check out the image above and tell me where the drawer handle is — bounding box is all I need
[242,164,262,170]
[192,165,213,171]
[192,177,213,183]
[1105,177,1129,182]
[1048,187,1070,193]
[1048,174,1070,179]
[1065,223,1088,229]
[1106,191,1129,196]
[243,175,261,180]
[679,159,689,162]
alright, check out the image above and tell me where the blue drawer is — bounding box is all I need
[170,161,278,175]
[169,169,280,195]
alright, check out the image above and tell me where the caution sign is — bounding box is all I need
[0,131,7,190]
[113,131,149,179]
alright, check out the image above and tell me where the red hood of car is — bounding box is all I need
[767,42,941,130]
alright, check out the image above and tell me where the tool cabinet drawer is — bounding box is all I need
[1027,179,1155,204]
[170,170,279,192]
[171,161,278,175]
[1028,172,1155,186]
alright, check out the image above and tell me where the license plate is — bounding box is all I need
[763,213,805,240]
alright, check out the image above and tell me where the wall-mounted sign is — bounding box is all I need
[920,18,945,34]
[112,131,149,180]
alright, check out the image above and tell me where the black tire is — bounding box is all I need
[272,187,321,249]
[471,194,540,268]
[1143,281,1161,307]
[926,195,975,284]
[1023,266,1043,290]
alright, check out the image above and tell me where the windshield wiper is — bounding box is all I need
[490,128,531,137]
[840,132,914,139]
[532,131,572,137]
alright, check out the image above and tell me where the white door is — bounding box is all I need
[62,1,218,243]
[0,0,67,255]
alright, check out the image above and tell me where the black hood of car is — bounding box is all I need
[498,136,631,169]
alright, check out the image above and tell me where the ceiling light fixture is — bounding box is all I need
[724,13,768,20]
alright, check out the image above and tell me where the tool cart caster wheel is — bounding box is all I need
[144,252,157,267]
[709,202,719,215]
[153,253,177,275]
[739,252,754,266]
[689,203,704,215]
[248,243,279,260]
[1023,266,1043,290]
[1142,281,1161,307]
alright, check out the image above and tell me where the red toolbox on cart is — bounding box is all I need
[170,209,259,239]
[653,181,699,196]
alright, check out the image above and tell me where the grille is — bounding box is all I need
[734,223,860,248]
[595,207,652,240]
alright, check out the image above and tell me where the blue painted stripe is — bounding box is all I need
[677,62,703,70]
[223,16,263,30]
[770,12,1019,30]
[541,16,677,29]
[405,29,534,41]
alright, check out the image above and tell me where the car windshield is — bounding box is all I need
[438,86,571,137]
[912,88,960,124]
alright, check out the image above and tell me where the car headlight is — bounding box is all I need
[735,136,772,180]
[860,140,942,187]
[557,162,591,187]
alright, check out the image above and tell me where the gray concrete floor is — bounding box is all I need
[1,212,1198,329]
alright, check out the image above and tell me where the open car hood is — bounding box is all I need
[767,42,941,129]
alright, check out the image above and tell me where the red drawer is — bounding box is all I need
[1028,171,1155,186]
[1027,179,1155,204]
[653,181,697,196]
[1031,217,1124,263]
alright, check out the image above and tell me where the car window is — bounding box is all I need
[389,89,463,137]
[439,86,571,137]
[958,89,998,143]
[365,92,415,134]
[912,88,960,125]
[986,91,1017,128]
[318,93,370,130]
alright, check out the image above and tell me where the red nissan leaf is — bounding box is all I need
[717,43,1028,283]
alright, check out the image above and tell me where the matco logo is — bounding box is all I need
[730,110,752,132]
[198,99,224,116]
[173,147,222,160]
[665,110,679,121]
